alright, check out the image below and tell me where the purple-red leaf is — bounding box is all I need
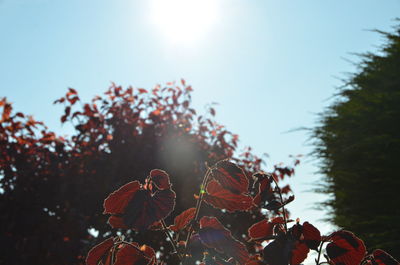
[199,216,250,264]
[103,181,141,215]
[150,169,171,190]
[123,189,176,231]
[114,244,152,265]
[211,160,249,194]
[290,242,309,265]
[302,222,321,250]
[86,237,114,265]
[326,230,366,265]
[204,180,253,212]
[103,173,176,231]
[372,249,399,265]
[169,207,196,232]
[248,219,274,240]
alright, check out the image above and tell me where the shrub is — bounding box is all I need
[86,161,399,265]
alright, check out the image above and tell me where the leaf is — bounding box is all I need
[86,237,114,265]
[253,176,276,207]
[150,169,171,190]
[123,189,176,231]
[107,216,128,229]
[114,244,149,265]
[203,180,253,212]
[372,249,399,265]
[138,88,148,94]
[302,222,321,250]
[326,230,366,265]
[68,88,78,95]
[199,216,250,264]
[290,242,309,265]
[103,179,176,231]
[248,219,274,240]
[169,207,196,232]
[263,237,292,265]
[103,181,141,215]
[211,160,249,194]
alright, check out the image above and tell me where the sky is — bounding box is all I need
[0,0,399,260]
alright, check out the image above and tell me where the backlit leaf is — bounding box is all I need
[372,249,399,265]
[326,230,366,265]
[302,222,321,250]
[103,181,141,215]
[204,180,253,212]
[199,216,250,264]
[169,207,196,232]
[211,160,249,194]
[86,237,114,265]
[150,169,171,190]
[248,219,274,240]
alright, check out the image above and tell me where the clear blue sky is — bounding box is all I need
[1,0,399,243]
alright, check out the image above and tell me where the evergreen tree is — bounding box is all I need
[312,24,400,259]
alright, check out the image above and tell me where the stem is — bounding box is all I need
[315,239,327,265]
[271,175,288,232]
[161,219,183,261]
[184,166,212,252]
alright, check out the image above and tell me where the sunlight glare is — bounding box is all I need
[150,0,219,44]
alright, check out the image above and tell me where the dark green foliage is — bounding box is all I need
[312,25,400,258]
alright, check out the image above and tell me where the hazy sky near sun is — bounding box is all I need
[0,0,399,240]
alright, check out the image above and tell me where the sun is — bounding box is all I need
[149,0,219,44]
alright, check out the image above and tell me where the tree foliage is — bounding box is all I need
[311,25,400,259]
[0,81,297,264]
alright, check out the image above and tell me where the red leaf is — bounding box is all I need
[169,207,196,232]
[138,88,148,94]
[326,230,366,265]
[114,244,149,265]
[204,180,253,212]
[199,216,250,264]
[122,189,176,231]
[372,249,399,265]
[15,112,25,118]
[211,160,249,194]
[2,103,12,121]
[302,222,321,250]
[248,219,274,240]
[150,169,171,190]
[281,185,291,194]
[253,176,276,207]
[86,237,114,265]
[103,181,141,215]
[68,88,78,95]
[107,216,128,229]
[290,242,309,265]
[263,237,292,265]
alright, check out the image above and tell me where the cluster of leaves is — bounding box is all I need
[86,161,399,265]
[0,82,298,264]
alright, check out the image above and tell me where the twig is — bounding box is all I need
[161,219,183,260]
[184,166,212,254]
[315,238,327,265]
[270,175,288,232]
